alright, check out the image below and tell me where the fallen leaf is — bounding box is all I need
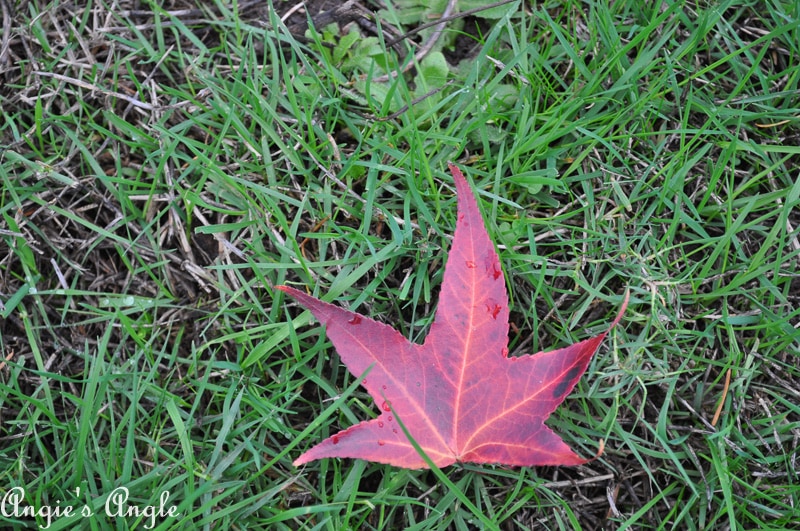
[277,163,627,469]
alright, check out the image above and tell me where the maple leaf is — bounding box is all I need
[277,163,627,469]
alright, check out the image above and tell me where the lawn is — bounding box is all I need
[1,0,799,529]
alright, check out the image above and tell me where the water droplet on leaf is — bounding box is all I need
[465,260,476,269]
[377,440,385,446]
[381,401,391,412]
[332,435,340,445]
[378,421,384,428]
[348,315,362,325]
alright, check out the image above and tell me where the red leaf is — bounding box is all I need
[277,163,628,469]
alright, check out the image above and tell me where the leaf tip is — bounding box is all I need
[612,289,630,328]
[570,438,606,467]
[447,161,469,189]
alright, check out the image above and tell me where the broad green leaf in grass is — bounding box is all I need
[460,0,519,19]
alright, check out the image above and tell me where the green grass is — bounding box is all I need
[1,0,799,529]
